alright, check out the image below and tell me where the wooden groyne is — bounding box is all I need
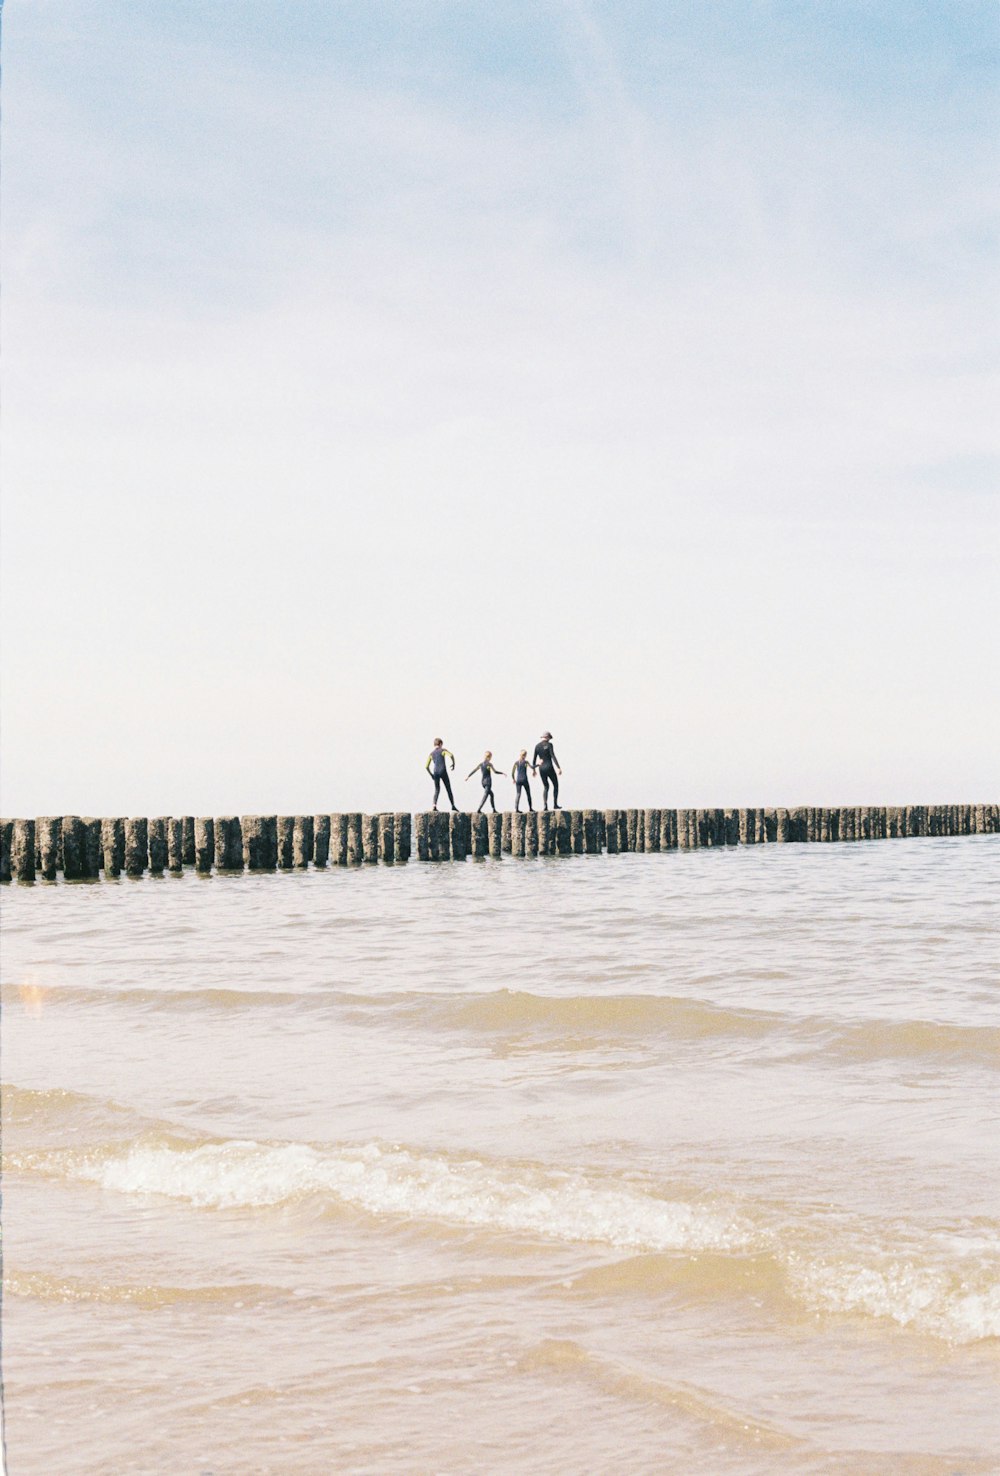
[0,805,996,882]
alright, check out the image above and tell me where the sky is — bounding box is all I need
[1,0,998,815]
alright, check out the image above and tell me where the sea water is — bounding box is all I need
[2,836,998,1473]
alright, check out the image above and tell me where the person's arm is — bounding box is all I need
[465,767,478,781]
[489,763,501,775]
[511,764,517,781]
[443,748,456,770]
[532,744,542,767]
[552,748,562,773]
[425,753,434,773]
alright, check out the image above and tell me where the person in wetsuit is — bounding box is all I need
[466,751,502,813]
[425,738,458,811]
[532,732,562,810]
[510,750,535,812]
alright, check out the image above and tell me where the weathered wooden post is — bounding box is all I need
[12,819,35,882]
[471,812,488,858]
[277,817,295,868]
[378,812,396,863]
[125,818,148,876]
[148,818,168,874]
[313,814,330,867]
[625,809,638,852]
[0,820,11,883]
[214,817,242,871]
[100,818,125,878]
[294,816,315,868]
[658,810,676,849]
[193,818,213,873]
[554,810,572,855]
[431,811,451,861]
[395,812,411,862]
[329,814,348,865]
[568,810,583,853]
[603,809,619,853]
[37,817,62,879]
[449,811,470,861]
[487,811,503,857]
[696,810,713,847]
[167,818,184,873]
[414,812,430,861]
[242,816,271,870]
[525,811,539,857]
[536,811,552,856]
[182,817,196,866]
[346,814,364,865]
[502,812,513,853]
[579,809,598,854]
[61,816,84,878]
[79,818,102,877]
[511,811,526,857]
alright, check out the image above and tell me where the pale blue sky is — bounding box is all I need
[2,1,997,813]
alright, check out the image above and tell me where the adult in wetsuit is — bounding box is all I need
[532,732,562,810]
[425,738,458,811]
[466,752,501,813]
[511,750,535,812]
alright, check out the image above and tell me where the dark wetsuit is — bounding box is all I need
[532,740,560,808]
[476,762,498,814]
[427,748,456,809]
[512,758,533,812]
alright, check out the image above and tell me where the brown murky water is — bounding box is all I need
[2,837,998,1473]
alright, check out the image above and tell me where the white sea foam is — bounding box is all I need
[72,1138,747,1253]
[793,1258,1000,1343]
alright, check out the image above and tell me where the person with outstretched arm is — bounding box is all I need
[467,751,502,813]
[425,738,458,811]
[532,732,562,810]
[511,750,535,812]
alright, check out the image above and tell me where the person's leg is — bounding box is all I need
[540,772,550,810]
[489,789,497,812]
[477,789,487,814]
[432,774,442,809]
[551,770,560,808]
[514,781,522,812]
[441,771,457,809]
[525,779,534,811]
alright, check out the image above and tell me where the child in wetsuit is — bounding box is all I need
[425,738,457,811]
[510,750,536,812]
[466,752,502,813]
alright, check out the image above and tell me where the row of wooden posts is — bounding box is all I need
[1,803,996,881]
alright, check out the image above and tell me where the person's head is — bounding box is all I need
[433,737,443,748]
[541,731,552,741]
[484,750,492,759]
[519,749,527,759]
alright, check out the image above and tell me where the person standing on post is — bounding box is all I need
[511,750,535,812]
[426,738,458,811]
[466,751,502,813]
[532,731,562,810]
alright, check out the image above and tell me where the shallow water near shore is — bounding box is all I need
[2,836,999,1474]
